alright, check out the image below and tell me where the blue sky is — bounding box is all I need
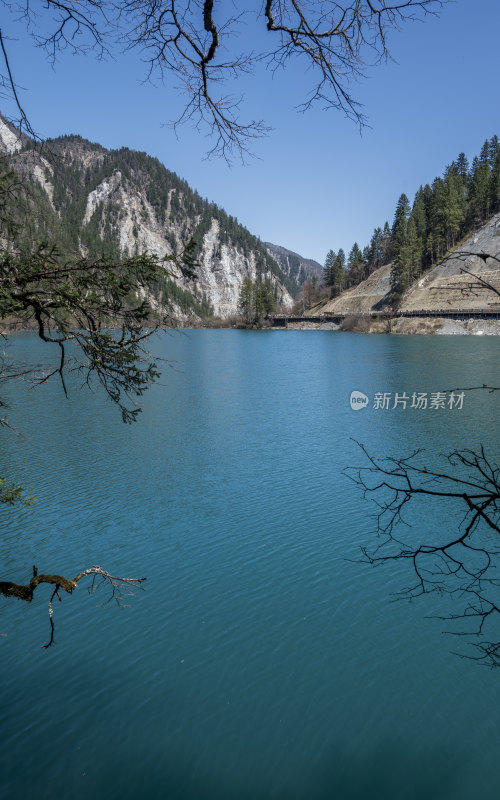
[2,0,500,265]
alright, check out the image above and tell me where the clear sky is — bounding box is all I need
[2,0,500,265]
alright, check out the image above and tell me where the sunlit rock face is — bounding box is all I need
[400,213,500,312]
[0,118,295,318]
[0,118,24,155]
[314,213,500,317]
[75,170,292,317]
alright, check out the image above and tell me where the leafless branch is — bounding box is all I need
[346,441,500,667]
[0,563,146,647]
[0,0,449,160]
[429,250,500,301]
[0,29,40,141]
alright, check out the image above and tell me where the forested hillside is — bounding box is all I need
[264,243,323,287]
[322,135,500,304]
[0,118,295,318]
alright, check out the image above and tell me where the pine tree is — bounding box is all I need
[238,276,254,321]
[367,227,384,272]
[238,277,275,320]
[489,135,500,168]
[426,178,447,261]
[331,248,346,296]
[392,194,410,241]
[401,214,421,285]
[442,168,466,248]
[381,221,392,264]
[411,188,427,257]
[323,249,336,286]
[456,152,470,182]
[255,278,276,316]
[347,242,363,270]
[391,193,410,295]
[491,152,500,214]
[470,155,491,224]
[479,139,491,166]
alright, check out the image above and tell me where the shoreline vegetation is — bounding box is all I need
[3,314,500,336]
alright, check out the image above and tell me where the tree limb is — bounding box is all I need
[0,564,146,648]
[0,0,450,160]
[346,441,500,666]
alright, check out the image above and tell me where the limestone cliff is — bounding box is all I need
[0,118,294,318]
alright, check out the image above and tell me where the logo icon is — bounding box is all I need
[350,391,369,411]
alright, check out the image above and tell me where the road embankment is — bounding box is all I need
[278,317,500,334]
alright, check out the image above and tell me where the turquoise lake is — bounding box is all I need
[1,330,500,799]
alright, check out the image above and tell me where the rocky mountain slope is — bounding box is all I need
[314,263,392,314]
[0,117,298,319]
[264,243,323,287]
[312,212,500,317]
[399,213,500,311]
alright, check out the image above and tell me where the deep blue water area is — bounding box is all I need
[1,330,500,799]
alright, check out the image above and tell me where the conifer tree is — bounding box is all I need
[331,248,346,296]
[347,242,363,270]
[411,188,427,259]
[323,249,336,286]
[381,221,392,264]
[390,193,410,295]
[489,135,500,168]
[367,227,384,272]
[479,140,491,165]
[238,276,254,320]
[456,152,470,181]
[398,214,421,287]
[470,155,491,224]
[238,277,275,320]
[255,278,276,316]
[491,152,500,214]
[441,168,466,248]
[426,178,447,262]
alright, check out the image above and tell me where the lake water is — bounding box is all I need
[1,330,500,800]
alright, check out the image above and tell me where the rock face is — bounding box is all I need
[0,117,295,318]
[264,242,323,288]
[316,263,392,314]
[312,212,500,316]
[400,213,500,311]
[0,118,26,154]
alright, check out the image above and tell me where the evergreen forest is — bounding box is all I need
[322,136,500,302]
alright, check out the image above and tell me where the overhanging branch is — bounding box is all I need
[0,564,147,648]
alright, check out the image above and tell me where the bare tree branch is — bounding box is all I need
[346,441,500,667]
[0,564,146,647]
[0,29,40,141]
[0,0,449,160]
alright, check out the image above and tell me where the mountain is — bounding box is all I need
[311,134,500,324]
[399,213,500,311]
[264,243,323,287]
[311,211,500,318]
[0,117,298,319]
[314,263,392,315]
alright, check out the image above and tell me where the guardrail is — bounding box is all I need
[268,308,500,324]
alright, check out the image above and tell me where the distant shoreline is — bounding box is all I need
[3,317,500,336]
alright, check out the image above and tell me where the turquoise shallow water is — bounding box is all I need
[1,330,500,799]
